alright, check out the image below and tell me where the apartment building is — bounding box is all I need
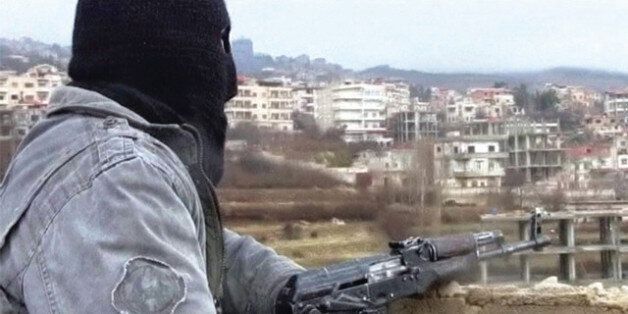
[604,89,628,116]
[293,86,319,116]
[313,87,335,131]
[563,145,613,189]
[464,87,522,118]
[0,65,65,108]
[224,78,296,131]
[468,87,512,104]
[434,138,508,198]
[547,83,602,109]
[583,114,625,137]
[430,87,461,109]
[329,81,397,144]
[446,98,478,123]
[382,81,411,117]
[354,148,416,187]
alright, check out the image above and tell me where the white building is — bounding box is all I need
[0,64,65,108]
[382,81,411,117]
[446,98,479,123]
[466,87,522,119]
[225,78,296,131]
[330,81,390,144]
[434,139,508,192]
[313,87,335,131]
[293,86,319,115]
[547,83,602,109]
[354,148,416,187]
[604,90,628,115]
[311,80,410,143]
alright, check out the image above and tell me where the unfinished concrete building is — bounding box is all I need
[459,119,564,183]
[506,120,563,183]
[390,110,439,143]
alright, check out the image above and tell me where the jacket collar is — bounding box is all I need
[47,86,200,166]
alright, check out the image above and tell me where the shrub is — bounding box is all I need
[221,152,345,189]
[282,222,305,240]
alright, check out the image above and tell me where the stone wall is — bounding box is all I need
[391,278,628,314]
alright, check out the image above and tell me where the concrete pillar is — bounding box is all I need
[610,217,622,280]
[480,261,488,284]
[525,135,532,182]
[519,220,531,283]
[559,219,576,282]
[599,217,617,279]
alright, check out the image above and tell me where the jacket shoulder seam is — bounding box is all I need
[8,153,142,290]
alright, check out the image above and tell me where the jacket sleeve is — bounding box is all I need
[222,229,305,313]
[22,156,216,313]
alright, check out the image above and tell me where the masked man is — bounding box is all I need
[0,0,303,312]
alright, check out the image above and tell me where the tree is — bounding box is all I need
[410,85,432,102]
[513,84,531,110]
[493,81,508,88]
[503,169,526,209]
[419,86,432,102]
[534,89,560,112]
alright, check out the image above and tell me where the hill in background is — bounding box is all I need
[2,36,628,91]
[358,65,628,91]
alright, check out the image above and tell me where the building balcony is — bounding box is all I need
[509,145,563,152]
[345,128,387,134]
[451,152,509,160]
[507,163,562,169]
[453,170,504,178]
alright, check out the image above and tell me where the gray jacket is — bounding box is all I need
[0,86,303,313]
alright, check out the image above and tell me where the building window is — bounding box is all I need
[623,159,628,165]
[37,91,49,101]
[488,145,495,152]
[468,146,475,153]
[24,82,35,88]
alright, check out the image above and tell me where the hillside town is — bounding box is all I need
[223,71,628,209]
[2,59,628,211]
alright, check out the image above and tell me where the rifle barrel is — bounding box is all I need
[478,235,551,260]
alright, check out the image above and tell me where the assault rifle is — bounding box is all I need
[276,210,551,314]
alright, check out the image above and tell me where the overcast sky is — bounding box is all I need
[2,0,628,73]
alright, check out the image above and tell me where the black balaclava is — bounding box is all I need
[68,0,237,183]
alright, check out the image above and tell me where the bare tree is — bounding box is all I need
[503,169,526,210]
